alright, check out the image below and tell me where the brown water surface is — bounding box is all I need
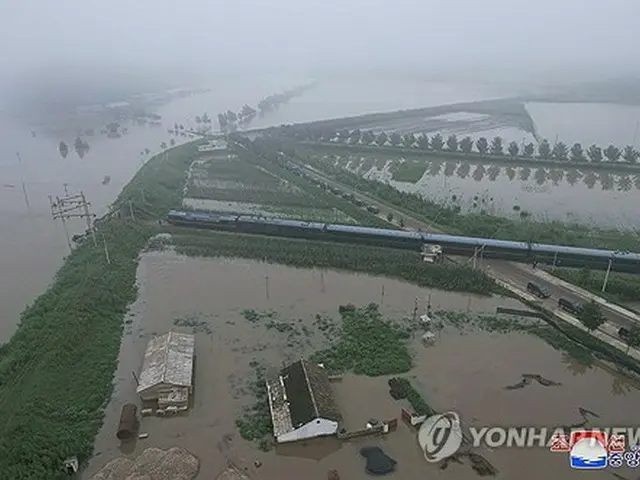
[85,252,640,479]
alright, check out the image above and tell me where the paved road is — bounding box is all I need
[299,163,638,334]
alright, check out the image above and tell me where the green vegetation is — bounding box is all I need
[388,377,433,416]
[311,304,412,376]
[289,144,640,251]
[551,268,640,303]
[167,230,498,295]
[0,142,199,478]
[232,137,393,229]
[235,365,273,451]
[577,301,606,333]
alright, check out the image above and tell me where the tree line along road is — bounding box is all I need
[296,162,640,337]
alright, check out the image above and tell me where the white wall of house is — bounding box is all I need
[277,417,339,443]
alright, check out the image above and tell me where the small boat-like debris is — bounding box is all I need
[102,175,111,185]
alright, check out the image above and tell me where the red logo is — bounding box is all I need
[608,434,625,453]
[550,433,570,452]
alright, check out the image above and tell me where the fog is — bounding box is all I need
[1,0,639,108]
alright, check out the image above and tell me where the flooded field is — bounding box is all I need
[182,152,357,223]
[86,250,640,479]
[526,102,640,147]
[319,152,640,228]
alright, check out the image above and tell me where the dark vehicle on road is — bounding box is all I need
[619,327,630,339]
[366,205,380,214]
[558,297,581,315]
[527,282,550,298]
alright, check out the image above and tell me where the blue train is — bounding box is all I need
[166,210,640,273]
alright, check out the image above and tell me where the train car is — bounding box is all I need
[167,210,239,230]
[235,215,327,240]
[325,224,423,250]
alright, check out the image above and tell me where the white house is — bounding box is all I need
[266,358,341,443]
[136,331,195,408]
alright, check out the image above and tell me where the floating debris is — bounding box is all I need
[102,175,111,185]
[360,446,397,475]
[504,374,562,390]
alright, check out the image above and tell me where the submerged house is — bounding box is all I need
[266,358,341,443]
[136,331,195,410]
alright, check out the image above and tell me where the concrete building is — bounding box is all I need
[266,358,341,443]
[136,331,195,409]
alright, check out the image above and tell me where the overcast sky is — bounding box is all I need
[1,0,639,98]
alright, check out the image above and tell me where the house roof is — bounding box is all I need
[267,358,340,435]
[136,331,195,394]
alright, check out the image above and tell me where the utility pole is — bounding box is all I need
[15,152,31,212]
[602,258,613,293]
[50,188,98,253]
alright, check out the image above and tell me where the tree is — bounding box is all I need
[361,130,375,145]
[376,132,388,147]
[570,143,585,162]
[476,137,489,155]
[202,112,211,123]
[446,134,458,152]
[622,145,638,163]
[523,142,535,158]
[59,141,69,158]
[170,138,176,146]
[537,139,551,159]
[577,301,605,333]
[459,136,473,154]
[389,132,402,147]
[226,110,238,123]
[490,136,504,156]
[552,141,568,161]
[624,326,640,353]
[417,134,430,150]
[586,144,603,163]
[507,141,519,158]
[430,133,444,151]
[350,129,362,144]
[603,145,621,162]
[387,212,394,222]
[402,133,415,149]
[218,113,227,130]
[160,142,167,149]
[195,115,202,124]
[338,129,350,142]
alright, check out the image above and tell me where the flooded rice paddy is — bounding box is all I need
[86,250,640,479]
[323,153,640,228]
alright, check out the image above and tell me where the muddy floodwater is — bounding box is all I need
[84,251,640,479]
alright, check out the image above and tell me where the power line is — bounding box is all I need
[49,189,97,251]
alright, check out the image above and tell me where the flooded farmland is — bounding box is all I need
[322,152,640,228]
[86,250,640,479]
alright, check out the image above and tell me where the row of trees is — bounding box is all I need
[218,83,317,132]
[281,126,640,164]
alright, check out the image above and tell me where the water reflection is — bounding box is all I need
[599,172,614,191]
[487,165,500,181]
[617,176,632,192]
[456,162,470,178]
[561,353,592,376]
[429,159,443,176]
[505,166,516,181]
[549,169,564,186]
[519,166,531,181]
[583,172,598,189]
[472,164,485,182]
[565,169,582,186]
[443,161,457,177]
[533,167,548,185]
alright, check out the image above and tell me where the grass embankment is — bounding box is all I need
[0,141,199,479]
[550,268,640,304]
[291,144,639,252]
[166,229,497,295]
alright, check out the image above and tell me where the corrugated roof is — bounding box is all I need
[266,358,340,435]
[137,332,195,394]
